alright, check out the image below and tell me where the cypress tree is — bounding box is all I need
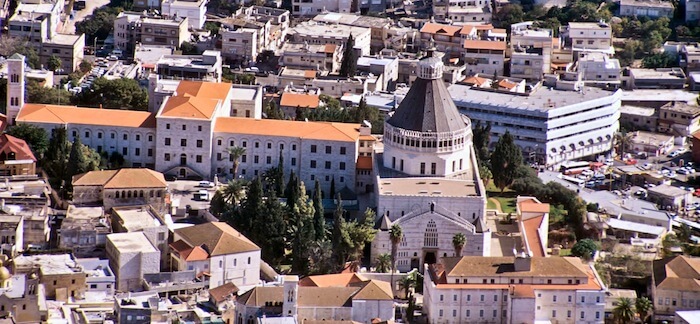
[313,180,326,241]
[330,177,336,199]
[339,34,357,77]
[290,181,315,273]
[275,148,285,195]
[259,190,286,266]
[331,193,349,268]
[238,177,264,238]
[491,131,523,191]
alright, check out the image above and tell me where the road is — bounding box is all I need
[61,0,111,35]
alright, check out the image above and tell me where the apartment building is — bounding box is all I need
[432,0,492,24]
[313,12,392,53]
[155,50,222,82]
[114,12,190,55]
[575,52,621,85]
[0,268,47,322]
[161,0,207,29]
[620,0,674,18]
[106,232,160,292]
[510,22,554,80]
[231,6,290,51]
[686,0,700,21]
[132,0,160,10]
[279,43,343,73]
[291,0,351,16]
[112,205,169,268]
[419,23,463,56]
[658,101,700,136]
[39,34,85,72]
[561,22,614,56]
[424,256,606,324]
[221,28,259,63]
[448,82,621,166]
[290,22,372,56]
[13,254,87,300]
[59,206,110,258]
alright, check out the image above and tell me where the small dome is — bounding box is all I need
[0,267,11,281]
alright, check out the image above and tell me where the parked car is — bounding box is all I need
[198,181,215,188]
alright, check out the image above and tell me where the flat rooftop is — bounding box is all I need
[378,178,478,197]
[231,85,259,101]
[567,22,611,30]
[135,45,175,67]
[648,184,689,197]
[14,254,82,276]
[76,258,114,279]
[619,105,656,116]
[629,130,673,145]
[630,68,685,79]
[66,206,104,219]
[620,0,674,8]
[448,84,617,112]
[112,206,162,232]
[44,34,82,46]
[291,22,370,38]
[313,12,391,28]
[621,89,698,103]
[662,102,700,115]
[107,232,158,253]
[357,56,396,67]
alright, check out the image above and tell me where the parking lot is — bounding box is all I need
[167,180,220,217]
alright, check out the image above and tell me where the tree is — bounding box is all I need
[73,77,148,110]
[339,34,357,77]
[7,124,49,157]
[614,132,632,158]
[44,127,70,180]
[375,253,391,273]
[180,41,200,55]
[331,193,350,268]
[472,121,492,163]
[452,233,466,257]
[227,146,246,179]
[492,4,525,31]
[210,191,227,218]
[76,6,122,45]
[47,55,62,72]
[398,272,417,299]
[613,297,635,324]
[349,97,378,123]
[222,179,246,207]
[479,164,493,187]
[330,177,336,198]
[236,177,264,237]
[389,224,403,273]
[264,100,285,119]
[678,223,692,242]
[342,208,377,261]
[65,137,92,194]
[312,180,326,241]
[289,181,316,273]
[258,190,287,266]
[491,131,523,191]
[0,36,40,68]
[26,80,72,105]
[642,52,677,68]
[274,149,285,195]
[79,60,93,74]
[571,239,599,260]
[635,297,652,323]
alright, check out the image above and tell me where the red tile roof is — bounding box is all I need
[17,104,156,128]
[463,39,506,51]
[420,23,461,36]
[280,92,320,108]
[0,134,36,162]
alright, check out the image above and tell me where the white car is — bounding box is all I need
[678,168,690,175]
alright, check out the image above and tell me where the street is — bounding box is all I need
[61,0,111,35]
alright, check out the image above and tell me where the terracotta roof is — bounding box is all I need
[420,23,461,36]
[180,245,210,261]
[519,199,550,213]
[175,222,260,256]
[304,70,317,78]
[511,285,535,298]
[356,156,373,170]
[17,104,156,128]
[237,286,283,306]
[445,256,589,278]
[159,81,232,119]
[459,25,477,35]
[349,280,393,300]
[463,40,506,51]
[209,282,239,304]
[73,168,167,189]
[0,114,7,132]
[323,44,337,53]
[299,273,367,287]
[491,28,506,33]
[0,134,36,162]
[522,216,545,257]
[214,117,361,142]
[279,92,320,108]
[462,76,490,86]
[475,24,495,30]
[298,287,357,307]
[498,79,518,90]
[692,130,700,141]
[653,256,700,292]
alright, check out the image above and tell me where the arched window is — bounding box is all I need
[116,191,120,198]
[121,190,126,198]
[424,220,438,247]
[150,190,154,197]
[139,190,144,198]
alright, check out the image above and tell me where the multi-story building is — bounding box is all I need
[155,50,222,82]
[71,168,168,212]
[371,51,490,271]
[682,43,700,72]
[221,27,259,63]
[111,205,169,268]
[432,0,492,24]
[0,177,52,250]
[279,43,343,73]
[0,133,36,176]
[449,81,621,166]
[686,0,700,21]
[161,0,207,29]
[651,256,700,322]
[0,267,47,322]
[170,222,260,290]
[132,0,160,10]
[574,52,621,85]
[510,22,554,80]
[419,23,464,56]
[463,39,506,76]
[38,33,85,72]
[290,22,372,56]
[658,101,700,136]
[106,232,160,292]
[423,256,607,324]
[313,12,392,53]
[561,22,614,57]
[235,275,394,323]
[223,6,290,56]
[13,254,87,300]
[17,104,158,168]
[357,56,400,91]
[59,206,111,258]
[623,67,687,89]
[114,12,190,55]
[291,0,351,16]
[76,258,116,298]
[619,0,674,18]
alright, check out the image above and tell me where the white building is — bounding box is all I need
[155,50,222,83]
[561,22,614,56]
[291,0,352,16]
[620,0,674,18]
[510,22,554,80]
[280,42,343,73]
[290,22,372,56]
[221,28,259,62]
[448,83,621,166]
[106,232,160,292]
[423,256,607,324]
[76,258,116,297]
[161,0,208,29]
[170,222,260,290]
[432,0,492,24]
[371,51,490,271]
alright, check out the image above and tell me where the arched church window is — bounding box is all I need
[424,220,438,247]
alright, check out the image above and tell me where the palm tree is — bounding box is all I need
[227,146,246,178]
[389,224,403,273]
[452,233,466,257]
[614,132,632,159]
[375,253,391,273]
[397,272,417,299]
[635,296,653,323]
[222,179,246,207]
[613,297,635,324]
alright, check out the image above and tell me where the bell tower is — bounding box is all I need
[6,54,25,125]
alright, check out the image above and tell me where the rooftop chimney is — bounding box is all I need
[514,252,531,272]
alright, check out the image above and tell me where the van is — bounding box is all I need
[196,190,210,201]
[198,181,214,188]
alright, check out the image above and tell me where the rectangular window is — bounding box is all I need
[196,155,202,163]
[266,156,272,164]
[339,162,346,170]
[85,131,90,138]
[453,310,457,317]
[122,147,127,155]
[311,145,317,153]
[292,144,297,150]
[552,310,556,318]
[466,310,470,317]
[135,134,140,141]
[420,163,426,174]
[493,310,497,317]
[580,311,585,319]
[255,142,259,148]
[166,123,170,129]
[291,158,296,166]
[311,161,316,168]
[165,138,171,146]
[196,140,203,148]
[479,310,484,317]
[340,147,346,155]
[123,134,128,140]
[254,156,259,164]
[325,146,332,154]
[135,148,140,156]
[198,125,202,131]
[325,161,331,169]
[181,139,187,146]
[165,153,170,161]
[241,155,247,163]
[440,295,443,301]
[182,125,186,131]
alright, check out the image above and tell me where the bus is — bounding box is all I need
[561,175,585,187]
[560,161,591,175]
